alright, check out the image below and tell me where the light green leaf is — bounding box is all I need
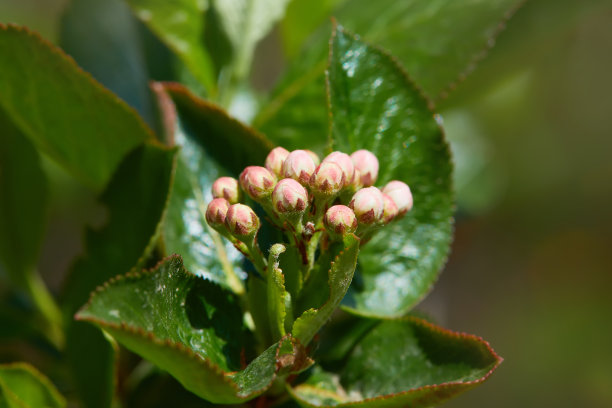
[0,24,153,190]
[0,363,65,408]
[156,82,274,292]
[212,0,291,79]
[292,234,360,345]
[126,0,216,93]
[326,26,453,318]
[267,245,292,341]
[289,317,502,408]
[77,255,305,403]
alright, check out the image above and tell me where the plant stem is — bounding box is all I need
[23,270,64,349]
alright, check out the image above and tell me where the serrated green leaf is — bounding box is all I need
[257,0,521,149]
[0,363,65,408]
[62,143,176,408]
[212,0,291,80]
[60,0,157,128]
[126,0,216,93]
[77,255,300,403]
[326,26,453,318]
[156,82,274,292]
[0,24,153,190]
[292,234,360,345]
[289,317,501,408]
[0,109,47,287]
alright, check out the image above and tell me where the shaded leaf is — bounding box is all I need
[77,255,300,403]
[289,317,501,407]
[126,0,216,93]
[0,24,153,190]
[62,143,176,408]
[0,109,47,286]
[292,234,360,345]
[155,82,273,291]
[327,26,453,318]
[0,362,65,408]
[212,0,291,79]
[60,0,157,128]
[256,0,521,149]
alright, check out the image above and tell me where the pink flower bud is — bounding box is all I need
[351,150,379,187]
[349,186,384,224]
[382,181,413,215]
[322,151,355,187]
[305,150,320,165]
[272,178,309,214]
[282,150,316,185]
[211,177,241,204]
[225,203,260,237]
[324,205,357,235]
[205,198,230,228]
[382,193,399,224]
[310,162,344,196]
[239,166,277,201]
[265,147,290,177]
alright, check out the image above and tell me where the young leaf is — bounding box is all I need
[0,24,153,191]
[62,143,176,408]
[289,317,502,408]
[212,0,291,80]
[0,363,65,408]
[125,0,216,93]
[292,234,360,345]
[328,26,453,318]
[154,82,274,292]
[267,245,291,341]
[256,0,521,149]
[77,255,303,403]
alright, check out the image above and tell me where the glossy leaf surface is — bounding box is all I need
[290,317,501,407]
[0,110,47,286]
[158,82,273,291]
[126,0,215,92]
[292,234,360,345]
[0,25,152,190]
[327,27,453,317]
[77,255,297,403]
[257,0,520,150]
[0,363,65,408]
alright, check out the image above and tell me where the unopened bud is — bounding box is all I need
[382,181,413,215]
[324,205,357,235]
[351,150,379,187]
[225,204,260,238]
[349,187,384,224]
[265,147,290,177]
[282,150,316,185]
[382,193,399,224]
[212,177,241,204]
[323,152,355,187]
[272,178,308,214]
[205,198,230,228]
[310,162,344,196]
[239,166,277,201]
[305,150,320,165]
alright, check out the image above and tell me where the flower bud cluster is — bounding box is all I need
[205,146,413,260]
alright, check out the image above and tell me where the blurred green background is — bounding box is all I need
[1,0,611,407]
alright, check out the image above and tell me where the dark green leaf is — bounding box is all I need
[256,0,521,149]
[77,255,300,403]
[292,234,360,345]
[125,0,216,93]
[289,317,501,407]
[0,363,65,408]
[0,109,47,286]
[60,0,157,128]
[62,143,176,408]
[156,82,274,291]
[327,26,453,318]
[0,24,153,190]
